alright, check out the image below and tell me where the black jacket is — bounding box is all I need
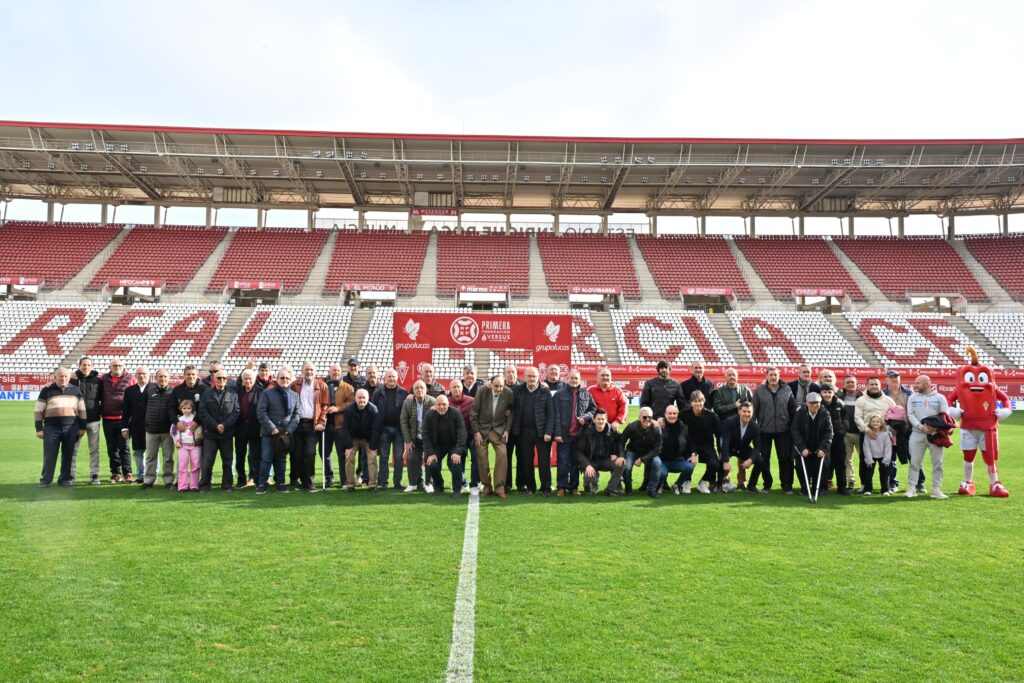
[788,379,822,405]
[341,402,382,451]
[573,423,623,468]
[658,420,689,461]
[510,383,555,436]
[197,387,241,437]
[170,381,208,422]
[236,383,264,427]
[680,376,714,405]
[620,420,663,457]
[791,407,834,455]
[71,369,101,422]
[120,382,150,448]
[721,415,761,465]
[640,376,681,419]
[681,408,721,461]
[141,383,176,434]
[423,408,468,457]
[821,396,848,439]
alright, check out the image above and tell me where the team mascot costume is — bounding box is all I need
[946,347,1012,497]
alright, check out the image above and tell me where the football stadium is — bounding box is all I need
[2,3,1023,682]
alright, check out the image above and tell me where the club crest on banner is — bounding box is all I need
[450,317,479,346]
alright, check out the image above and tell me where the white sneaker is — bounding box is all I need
[671,484,682,495]
[681,481,692,495]
[461,483,470,493]
[930,490,949,500]
[425,483,434,494]
[890,483,900,493]
[722,482,737,493]
[403,485,418,493]
[882,491,892,496]
[904,489,917,498]
[697,480,711,494]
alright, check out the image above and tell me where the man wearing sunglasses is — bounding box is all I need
[197,370,240,491]
[621,407,663,497]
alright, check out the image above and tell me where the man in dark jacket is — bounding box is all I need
[787,364,822,407]
[658,405,694,495]
[70,356,102,485]
[98,358,135,483]
[819,384,850,494]
[751,367,797,493]
[340,389,382,492]
[574,409,625,496]
[552,369,596,496]
[169,365,208,424]
[721,402,761,492]
[511,366,555,496]
[197,370,240,491]
[543,364,566,393]
[234,369,263,488]
[343,356,368,391]
[681,392,724,494]
[373,369,409,490]
[256,365,301,494]
[34,367,86,487]
[791,392,833,498]
[680,361,714,406]
[621,407,663,497]
[141,369,176,488]
[462,365,485,397]
[120,366,150,484]
[423,394,469,497]
[640,360,681,421]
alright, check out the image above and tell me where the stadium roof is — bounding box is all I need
[2,120,1024,216]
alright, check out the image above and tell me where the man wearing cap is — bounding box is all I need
[818,384,850,494]
[884,370,916,493]
[343,357,367,391]
[790,392,833,498]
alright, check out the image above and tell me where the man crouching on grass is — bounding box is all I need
[573,409,626,496]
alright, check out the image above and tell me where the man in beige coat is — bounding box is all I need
[471,375,515,498]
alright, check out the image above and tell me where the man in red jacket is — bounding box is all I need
[590,367,627,430]
[98,358,136,483]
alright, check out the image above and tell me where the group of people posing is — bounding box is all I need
[34,356,956,500]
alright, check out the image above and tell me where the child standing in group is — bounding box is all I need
[171,400,202,492]
[862,414,892,496]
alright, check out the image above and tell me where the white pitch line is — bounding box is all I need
[444,488,480,683]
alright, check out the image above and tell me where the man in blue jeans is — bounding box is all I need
[552,369,596,496]
[622,406,663,497]
[255,365,300,494]
[34,367,87,487]
[651,404,695,495]
[371,368,408,489]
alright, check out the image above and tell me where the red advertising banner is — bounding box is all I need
[457,285,510,293]
[392,313,572,388]
[793,288,846,298]
[680,286,733,297]
[228,280,282,290]
[109,278,165,288]
[569,285,622,295]
[343,282,397,292]
[0,276,44,286]
[411,207,457,216]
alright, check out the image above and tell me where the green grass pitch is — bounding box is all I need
[1,402,1022,682]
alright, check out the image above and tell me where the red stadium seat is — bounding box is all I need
[0,221,122,289]
[735,236,865,301]
[88,225,227,293]
[536,234,641,299]
[322,231,429,296]
[436,232,529,297]
[207,228,330,295]
[635,235,751,299]
[963,235,1024,300]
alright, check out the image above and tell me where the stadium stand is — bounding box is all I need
[728,312,868,366]
[322,230,429,296]
[610,310,737,365]
[207,228,329,295]
[88,225,227,292]
[635,236,751,299]
[962,235,1024,300]
[435,232,530,297]
[965,314,1024,367]
[844,312,997,367]
[834,236,988,302]
[734,236,865,301]
[536,234,641,298]
[218,305,353,375]
[85,304,234,372]
[0,302,110,373]
[0,221,121,290]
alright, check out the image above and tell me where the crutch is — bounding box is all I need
[813,454,826,503]
[798,452,814,503]
[321,429,327,490]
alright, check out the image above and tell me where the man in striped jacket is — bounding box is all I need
[34,367,87,487]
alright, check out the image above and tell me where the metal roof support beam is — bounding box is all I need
[503,142,519,209]
[647,145,691,211]
[333,140,365,206]
[27,128,122,201]
[90,131,163,200]
[551,144,576,210]
[155,133,213,201]
[946,214,955,239]
[273,136,319,205]
[393,140,413,206]
[215,134,265,204]
[847,214,855,237]
[602,145,632,210]
[898,215,905,237]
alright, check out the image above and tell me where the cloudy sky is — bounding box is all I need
[2,0,1021,232]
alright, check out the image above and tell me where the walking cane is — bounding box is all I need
[798,452,814,503]
[814,455,826,503]
[321,429,327,491]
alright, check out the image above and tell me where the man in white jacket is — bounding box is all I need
[905,375,949,499]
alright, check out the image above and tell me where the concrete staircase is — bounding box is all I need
[588,310,621,364]
[527,233,559,306]
[725,238,777,308]
[827,314,883,367]
[627,235,666,304]
[343,307,375,361]
[59,226,130,294]
[948,316,1016,369]
[66,304,128,362]
[409,232,439,303]
[949,239,1016,307]
[183,229,236,295]
[203,306,253,366]
[298,229,338,298]
[825,239,890,306]
[707,313,751,364]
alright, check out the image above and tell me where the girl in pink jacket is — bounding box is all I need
[171,400,203,492]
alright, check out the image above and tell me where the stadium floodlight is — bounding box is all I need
[600,156,608,163]
[437,173,444,181]
[831,158,838,165]
[758,177,766,184]
[361,171,369,179]
[120,144,129,152]
[315,170,324,177]
[866,178,875,185]
[706,177,714,183]
[360,151,368,159]
[641,177,648,183]
[70,142,80,150]
[467,174,475,181]
[378,172,386,179]
[648,156,655,163]
[84,143,93,151]
[139,164,147,172]
[250,169,257,176]
[79,163,87,171]
[811,178,820,185]
[738,177,746,184]
[684,177,692,184]
[415,173,423,180]
[600,176,607,183]
[272,169,280,176]
[491,174,498,181]
[217,168,225,175]
[523,175,530,182]
[876,158,884,165]
[325,150,334,158]
[105,164,113,172]
[344,151,352,159]
[312,150,321,158]
[544,175,551,182]
[20,161,29,169]
[197,168,204,174]
[47,162,55,170]
[614,155,623,163]
[581,175,588,182]
[105,144,114,151]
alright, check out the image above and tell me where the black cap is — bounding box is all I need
[885,370,900,378]
[819,383,835,393]
[347,357,360,366]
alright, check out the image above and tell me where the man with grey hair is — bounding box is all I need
[418,364,446,398]
[98,357,135,483]
[400,380,436,492]
[256,364,300,494]
[787,364,821,407]
[290,361,330,492]
[35,367,86,487]
[234,368,263,487]
[751,366,797,493]
[462,365,484,397]
[372,368,408,489]
[141,369,176,489]
[341,388,381,492]
[121,366,151,483]
[511,366,554,495]
[70,356,102,484]
[906,375,949,499]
